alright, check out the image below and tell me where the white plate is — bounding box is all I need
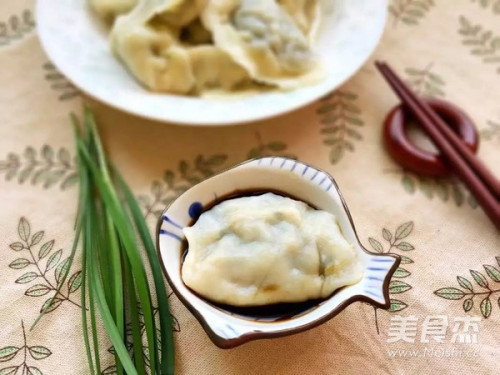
[36,0,387,125]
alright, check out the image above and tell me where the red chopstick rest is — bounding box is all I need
[384,98,479,177]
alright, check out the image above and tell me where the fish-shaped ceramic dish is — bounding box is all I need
[157,157,400,348]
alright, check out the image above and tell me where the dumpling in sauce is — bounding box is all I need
[201,0,323,89]
[182,193,363,306]
[110,0,250,94]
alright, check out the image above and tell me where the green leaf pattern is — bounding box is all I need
[405,64,445,97]
[247,133,296,160]
[139,139,294,220]
[0,146,77,190]
[389,280,412,294]
[8,218,82,315]
[388,299,408,312]
[470,0,500,15]
[138,154,229,219]
[397,171,477,209]
[459,15,500,74]
[0,322,51,375]
[42,62,80,101]
[104,305,180,374]
[317,91,364,164]
[366,221,416,333]
[480,120,500,141]
[0,347,20,363]
[434,259,500,318]
[0,10,35,47]
[389,0,435,27]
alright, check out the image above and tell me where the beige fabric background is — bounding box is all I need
[0,0,499,374]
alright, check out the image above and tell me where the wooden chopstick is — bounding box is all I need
[377,62,500,200]
[375,61,500,230]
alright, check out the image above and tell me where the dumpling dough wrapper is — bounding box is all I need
[90,0,138,20]
[201,0,323,89]
[182,193,363,306]
[110,0,250,94]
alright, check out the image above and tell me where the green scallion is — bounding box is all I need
[31,108,175,374]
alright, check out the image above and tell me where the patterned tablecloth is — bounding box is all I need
[1,0,499,374]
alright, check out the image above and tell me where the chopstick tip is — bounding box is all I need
[374,60,385,73]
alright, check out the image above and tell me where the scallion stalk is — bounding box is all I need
[31,108,175,374]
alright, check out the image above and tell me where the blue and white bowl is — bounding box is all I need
[158,157,400,348]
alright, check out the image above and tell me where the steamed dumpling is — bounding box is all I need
[111,0,195,95]
[110,0,250,94]
[111,23,195,94]
[182,193,363,306]
[189,46,250,92]
[181,19,213,45]
[277,0,319,36]
[151,0,207,27]
[90,0,138,20]
[95,0,323,95]
[201,0,322,89]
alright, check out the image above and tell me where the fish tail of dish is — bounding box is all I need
[360,253,401,309]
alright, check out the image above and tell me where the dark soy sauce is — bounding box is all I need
[181,189,325,323]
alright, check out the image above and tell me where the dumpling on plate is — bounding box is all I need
[90,0,138,21]
[111,22,195,94]
[201,0,323,89]
[277,0,320,38]
[110,0,250,94]
[180,19,213,45]
[151,0,206,27]
[188,46,251,92]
